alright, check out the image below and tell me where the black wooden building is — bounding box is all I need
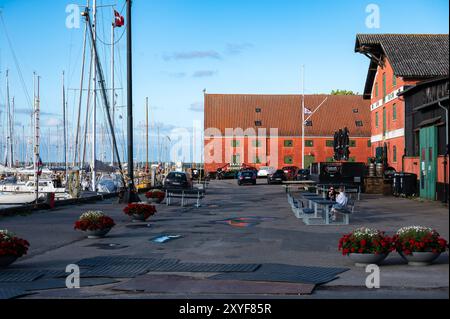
[401,76,449,202]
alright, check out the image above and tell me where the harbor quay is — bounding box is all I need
[0,179,448,299]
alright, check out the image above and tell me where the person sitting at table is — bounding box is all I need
[328,187,338,201]
[330,186,349,221]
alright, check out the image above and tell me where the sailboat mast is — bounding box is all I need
[91,0,97,192]
[34,73,41,204]
[5,69,12,168]
[62,71,68,183]
[111,16,115,166]
[146,97,149,173]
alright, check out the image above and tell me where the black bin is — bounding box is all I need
[393,173,418,197]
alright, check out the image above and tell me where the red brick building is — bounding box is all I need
[355,34,449,172]
[204,94,371,173]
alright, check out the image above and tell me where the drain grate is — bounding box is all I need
[0,288,32,300]
[147,263,261,273]
[210,264,349,285]
[75,256,177,268]
[0,271,45,283]
[80,263,151,278]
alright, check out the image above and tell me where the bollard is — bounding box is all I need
[45,193,56,209]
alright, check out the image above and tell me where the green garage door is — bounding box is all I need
[304,155,315,170]
[419,126,437,200]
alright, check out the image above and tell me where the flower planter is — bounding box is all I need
[132,214,149,222]
[399,251,441,266]
[0,255,18,268]
[85,228,112,239]
[349,253,388,267]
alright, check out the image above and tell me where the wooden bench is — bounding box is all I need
[165,189,206,208]
[332,200,356,225]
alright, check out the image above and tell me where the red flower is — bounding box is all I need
[0,233,30,258]
[123,203,157,220]
[74,216,116,231]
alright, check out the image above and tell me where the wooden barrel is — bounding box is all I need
[369,163,376,177]
[376,163,384,177]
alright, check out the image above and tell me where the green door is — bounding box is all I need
[304,155,315,170]
[419,126,437,200]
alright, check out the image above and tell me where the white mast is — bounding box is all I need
[5,69,13,168]
[91,0,97,191]
[34,73,41,204]
[111,15,115,166]
[301,65,305,169]
[62,71,68,183]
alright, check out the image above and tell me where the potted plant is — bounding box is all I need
[393,226,448,266]
[339,227,394,267]
[74,211,116,239]
[0,230,30,268]
[123,203,157,222]
[145,189,166,204]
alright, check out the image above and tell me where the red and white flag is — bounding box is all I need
[114,10,125,28]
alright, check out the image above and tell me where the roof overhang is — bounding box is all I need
[355,39,386,100]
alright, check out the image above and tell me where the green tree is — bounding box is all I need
[331,89,357,96]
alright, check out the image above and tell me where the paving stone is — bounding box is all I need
[210,264,349,285]
[112,275,315,295]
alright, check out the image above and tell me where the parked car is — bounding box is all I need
[164,172,192,189]
[282,166,299,180]
[296,169,310,181]
[267,170,287,184]
[257,166,276,178]
[237,170,257,186]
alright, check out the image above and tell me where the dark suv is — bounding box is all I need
[296,169,310,181]
[267,170,287,184]
[164,172,192,189]
[237,170,257,186]
[282,166,299,180]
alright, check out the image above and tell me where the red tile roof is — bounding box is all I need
[204,94,371,137]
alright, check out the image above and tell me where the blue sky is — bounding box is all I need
[0,0,449,163]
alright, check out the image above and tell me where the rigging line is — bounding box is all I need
[0,12,32,111]
[96,23,126,46]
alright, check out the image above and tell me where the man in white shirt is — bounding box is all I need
[331,186,349,220]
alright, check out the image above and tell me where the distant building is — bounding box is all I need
[203,94,371,173]
[355,34,449,172]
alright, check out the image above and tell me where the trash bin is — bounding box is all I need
[45,193,56,209]
[393,173,417,197]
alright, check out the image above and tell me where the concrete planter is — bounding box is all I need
[85,228,112,239]
[132,214,149,222]
[400,251,441,266]
[0,255,18,268]
[349,253,388,267]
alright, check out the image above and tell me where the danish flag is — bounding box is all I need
[114,10,125,28]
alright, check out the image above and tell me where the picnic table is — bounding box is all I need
[316,184,362,200]
[165,188,205,208]
[308,199,336,225]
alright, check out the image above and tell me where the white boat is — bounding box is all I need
[0,193,43,205]
[0,180,66,194]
